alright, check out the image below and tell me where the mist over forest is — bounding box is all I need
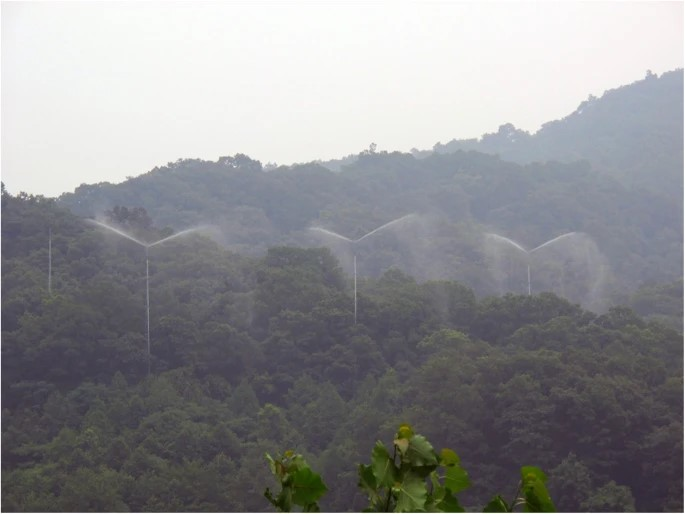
[2,70,682,512]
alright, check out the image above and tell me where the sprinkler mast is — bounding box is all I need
[310,214,416,325]
[48,228,52,295]
[85,219,202,374]
[486,232,576,296]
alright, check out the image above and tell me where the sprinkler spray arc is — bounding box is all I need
[309,213,417,324]
[485,232,577,296]
[86,219,203,374]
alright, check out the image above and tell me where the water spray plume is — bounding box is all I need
[87,219,204,248]
[309,227,354,243]
[355,213,416,243]
[147,227,204,247]
[485,231,583,296]
[485,233,528,254]
[309,213,417,325]
[85,217,204,375]
[530,232,577,253]
[86,219,148,247]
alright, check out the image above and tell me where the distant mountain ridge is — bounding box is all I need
[56,70,683,307]
[432,69,683,196]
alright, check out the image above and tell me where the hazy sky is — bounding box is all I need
[2,1,683,197]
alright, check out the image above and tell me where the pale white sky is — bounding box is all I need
[2,1,683,197]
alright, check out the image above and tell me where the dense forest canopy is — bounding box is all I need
[2,70,683,512]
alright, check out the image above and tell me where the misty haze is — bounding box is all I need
[1,3,683,513]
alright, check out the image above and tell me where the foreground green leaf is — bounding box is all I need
[291,467,327,505]
[395,471,428,512]
[439,448,460,466]
[482,495,509,512]
[371,441,397,487]
[444,464,470,494]
[520,466,555,512]
[405,434,438,468]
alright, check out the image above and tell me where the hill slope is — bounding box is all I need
[433,69,683,197]
[57,71,684,309]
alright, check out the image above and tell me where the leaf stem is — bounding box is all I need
[509,481,522,512]
[384,445,397,512]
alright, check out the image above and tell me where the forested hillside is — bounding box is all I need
[57,71,683,314]
[3,69,683,512]
[433,70,684,197]
[2,188,682,512]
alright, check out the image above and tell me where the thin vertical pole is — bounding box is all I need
[527,264,531,296]
[560,264,566,298]
[146,247,151,375]
[353,254,357,325]
[48,228,52,295]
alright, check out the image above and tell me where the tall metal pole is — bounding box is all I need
[310,214,415,326]
[85,220,202,376]
[146,247,150,375]
[353,254,357,325]
[527,263,531,296]
[48,228,52,295]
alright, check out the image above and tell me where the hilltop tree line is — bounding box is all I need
[433,69,683,198]
[54,71,683,317]
[2,189,682,512]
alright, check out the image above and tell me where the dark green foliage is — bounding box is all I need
[265,451,328,512]
[2,69,683,514]
[266,425,558,512]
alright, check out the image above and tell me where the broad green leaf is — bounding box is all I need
[436,490,465,513]
[520,466,555,512]
[358,463,377,489]
[425,497,438,513]
[371,441,397,487]
[291,467,328,505]
[483,495,509,512]
[396,472,428,512]
[439,448,460,466]
[290,454,308,472]
[429,491,444,507]
[358,463,380,501]
[405,434,439,467]
[444,464,471,493]
[425,473,446,511]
